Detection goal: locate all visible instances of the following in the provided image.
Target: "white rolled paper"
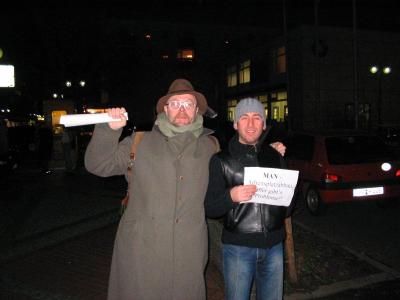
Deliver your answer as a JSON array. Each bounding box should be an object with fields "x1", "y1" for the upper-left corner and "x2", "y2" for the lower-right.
[{"x1": 60, "y1": 112, "x2": 129, "y2": 127}]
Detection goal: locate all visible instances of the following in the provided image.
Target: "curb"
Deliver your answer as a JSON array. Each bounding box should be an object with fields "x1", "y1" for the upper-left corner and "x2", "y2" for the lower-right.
[
  {"x1": 293, "y1": 220, "x2": 400, "y2": 277},
  {"x1": 285, "y1": 272, "x2": 400, "y2": 300},
  {"x1": 286, "y1": 220, "x2": 400, "y2": 299},
  {"x1": 208, "y1": 218, "x2": 400, "y2": 299}
]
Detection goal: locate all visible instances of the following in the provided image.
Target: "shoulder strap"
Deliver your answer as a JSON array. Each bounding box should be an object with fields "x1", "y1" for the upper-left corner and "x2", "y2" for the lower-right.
[
  {"x1": 207, "y1": 135, "x2": 221, "y2": 153},
  {"x1": 127, "y1": 131, "x2": 145, "y2": 171},
  {"x1": 122, "y1": 131, "x2": 145, "y2": 212},
  {"x1": 130, "y1": 131, "x2": 145, "y2": 160}
]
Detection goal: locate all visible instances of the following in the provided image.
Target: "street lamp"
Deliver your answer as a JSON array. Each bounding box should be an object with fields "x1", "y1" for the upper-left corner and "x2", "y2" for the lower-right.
[
  {"x1": 52, "y1": 93, "x2": 64, "y2": 100},
  {"x1": 64, "y1": 80, "x2": 87, "y2": 112},
  {"x1": 369, "y1": 65, "x2": 391, "y2": 125},
  {"x1": 66, "y1": 80, "x2": 86, "y2": 88}
]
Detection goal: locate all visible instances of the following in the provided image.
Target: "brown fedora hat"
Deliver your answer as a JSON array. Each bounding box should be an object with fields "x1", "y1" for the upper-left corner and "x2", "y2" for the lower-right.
[{"x1": 156, "y1": 79, "x2": 208, "y2": 114}]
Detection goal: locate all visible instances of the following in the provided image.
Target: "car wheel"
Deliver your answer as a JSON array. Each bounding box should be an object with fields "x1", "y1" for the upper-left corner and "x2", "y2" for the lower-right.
[{"x1": 305, "y1": 187, "x2": 326, "y2": 216}]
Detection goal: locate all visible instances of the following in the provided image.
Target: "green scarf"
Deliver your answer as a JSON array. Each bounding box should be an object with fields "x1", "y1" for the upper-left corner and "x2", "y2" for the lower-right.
[{"x1": 155, "y1": 112, "x2": 204, "y2": 138}]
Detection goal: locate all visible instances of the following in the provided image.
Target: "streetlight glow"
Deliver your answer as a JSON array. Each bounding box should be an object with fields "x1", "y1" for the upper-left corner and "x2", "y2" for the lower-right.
[
  {"x1": 370, "y1": 66, "x2": 378, "y2": 74},
  {"x1": 79, "y1": 80, "x2": 86, "y2": 87},
  {"x1": 66, "y1": 81, "x2": 72, "y2": 87},
  {"x1": 369, "y1": 65, "x2": 392, "y2": 125},
  {"x1": 383, "y1": 67, "x2": 391, "y2": 74}
]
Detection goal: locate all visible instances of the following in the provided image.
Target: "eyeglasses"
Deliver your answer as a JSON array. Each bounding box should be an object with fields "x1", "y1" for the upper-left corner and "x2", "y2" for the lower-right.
[{"x1": 166, "y1": 101, "x2": 196, "y2": 111}]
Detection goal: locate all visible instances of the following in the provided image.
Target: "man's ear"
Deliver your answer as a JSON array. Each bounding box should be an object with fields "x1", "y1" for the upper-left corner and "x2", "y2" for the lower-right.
[
  {"x1": 233, "y1": 122, "x2": 238, "y2": 130},
  {"x1": 164, "y1": 105, "x2": 168, "y2": 115}
]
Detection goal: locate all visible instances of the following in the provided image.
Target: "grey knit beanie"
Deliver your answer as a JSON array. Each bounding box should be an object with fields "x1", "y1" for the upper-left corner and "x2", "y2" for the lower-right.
[{"x1": 234, "y1": 98, "x2": 266, "y2": 124}]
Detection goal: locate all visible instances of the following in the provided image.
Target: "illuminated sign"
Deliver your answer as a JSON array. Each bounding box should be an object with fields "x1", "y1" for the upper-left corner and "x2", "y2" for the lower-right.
[{"x1": 0, "y1": 65, "x2": 15, "y2": 87}]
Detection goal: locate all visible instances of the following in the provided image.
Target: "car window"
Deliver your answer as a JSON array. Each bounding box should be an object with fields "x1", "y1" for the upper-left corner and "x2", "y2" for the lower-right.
[
  {"x1": 286, "y1": 134, "x2": 314, "y2": 161},
  {"x1": 325, "y1": 135, "x2": 395, "y2": 164}
]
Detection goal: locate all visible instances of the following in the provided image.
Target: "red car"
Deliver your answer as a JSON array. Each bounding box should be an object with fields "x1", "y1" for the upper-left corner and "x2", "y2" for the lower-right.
[{"x1": 285, "y1": 131, "x2": 400, "y2": 215}]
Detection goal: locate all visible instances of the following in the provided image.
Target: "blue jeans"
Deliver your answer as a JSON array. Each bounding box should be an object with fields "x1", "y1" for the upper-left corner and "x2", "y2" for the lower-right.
[{"x1": 222, "y1": 243, "x2": 283, "y2": 300}]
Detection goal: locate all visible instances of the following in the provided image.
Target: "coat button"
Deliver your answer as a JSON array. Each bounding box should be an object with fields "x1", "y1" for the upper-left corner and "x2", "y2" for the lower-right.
[
  {"x1": 175, "y1": 218, "x2": 180, "y2": 223},
  {"x1": 179, "y1": 175, "x2": 184, "y2": 180}
]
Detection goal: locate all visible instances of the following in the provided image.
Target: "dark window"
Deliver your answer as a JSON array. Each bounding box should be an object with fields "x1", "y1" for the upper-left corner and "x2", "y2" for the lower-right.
[
  {"x1": 286, "y1": 134, "x2": 315, "y2": 161},
  {"x1": 325, "y1": 135, "x2": 394, "y2": 164}
]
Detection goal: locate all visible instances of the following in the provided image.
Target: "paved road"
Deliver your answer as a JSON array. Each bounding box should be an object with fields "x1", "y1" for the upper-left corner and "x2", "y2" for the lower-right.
[
  {"x1": 293, "y1": 198, "x2": 400, "y2": 272},
  {"x1": 1, "y1": 223, "x2": 225, "y2": 300},
  {"x1": 0, "y1": 166, "x2": 126, "y2": 261},
  {"x1": 0, "y1": 164, "x2": 226, "y2": 300},
  {"x1": 1, "y1": 161, "x2": 400, "y2": 299}
]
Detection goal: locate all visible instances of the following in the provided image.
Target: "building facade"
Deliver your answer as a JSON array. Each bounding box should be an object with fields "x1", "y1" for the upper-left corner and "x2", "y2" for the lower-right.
[{"x1": 221, "y1": 25, "x2": 400, "y2": 132}]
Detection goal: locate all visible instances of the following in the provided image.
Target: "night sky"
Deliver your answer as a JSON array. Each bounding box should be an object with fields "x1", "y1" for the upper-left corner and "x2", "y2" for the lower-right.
[{"x1": 0, "y1": 0, "x2": 399, "y2": 115}]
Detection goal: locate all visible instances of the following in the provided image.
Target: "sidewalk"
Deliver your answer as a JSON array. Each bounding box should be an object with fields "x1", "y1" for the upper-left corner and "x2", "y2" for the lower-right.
[
  {"x1": 0, "y1": 166, "x2": 125, "y2": 262},
  {"x1": 0, "y1": 163, "x2": 225, "y2": 299},
  {"x1": 0, "y1": 223, "x2": 225, "y2": 300},
  {"x1": 2, "y1": 217, "x2": 400, "y2": 300},
  {"x1": 1, "y1": 164, "x2": 400, "y2": 299}
]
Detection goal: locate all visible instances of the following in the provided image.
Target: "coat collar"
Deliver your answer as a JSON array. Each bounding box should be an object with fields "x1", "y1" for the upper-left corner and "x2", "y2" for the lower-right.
[{"x1": 228, "y1": 130, "x2": 268, "y2": 158}]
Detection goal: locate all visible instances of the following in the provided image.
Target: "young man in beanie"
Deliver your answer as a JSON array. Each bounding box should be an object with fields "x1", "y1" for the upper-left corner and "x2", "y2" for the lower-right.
[
  {"x1": 85, "y1": 78, "x2": 217, "y2": 300},
  {"x1": 205, "y1": 97, "x2": 294, "y2": 300}
]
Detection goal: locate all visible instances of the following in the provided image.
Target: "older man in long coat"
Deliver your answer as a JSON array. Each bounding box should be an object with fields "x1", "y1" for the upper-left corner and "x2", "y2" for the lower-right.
[{"x1": 85, "y1": 79, "x2": 217, "y2": 300}]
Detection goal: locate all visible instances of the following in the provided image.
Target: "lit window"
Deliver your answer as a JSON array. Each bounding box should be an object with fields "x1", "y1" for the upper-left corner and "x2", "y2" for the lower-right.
[
  {"x1": 277, "y1": 91, "x2": 287, "y2": 101},
  {"x1": 272, "y1": 107, "x2": 279, "y2": 120},
  {"x1": 227, "y1": 66, "x2": 237, "y2": 87},
  {"x1": 275, "y1": 47, "x2": 286, "y2": 74},
  {"x1": 270, "y1": 90, "x2": 288, "y2": 122},
  {"x1": 257, "y1": 95, "x2": 268, "y2": 119},
  {"x1": 239, "y1": 60, "x2": 251, "y2": 84},
  {"x1": 258, "y1": 95, "x2": 268, "y2": 103},
  {"x1": 227, "y1": 99, "x2": 238, "y2": 121},
  {"x1": 177, "y1": 49, "x2": 194, "y2": 61}
]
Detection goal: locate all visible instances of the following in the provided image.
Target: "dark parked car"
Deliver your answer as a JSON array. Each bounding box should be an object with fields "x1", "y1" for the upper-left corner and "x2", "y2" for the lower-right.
[{"x1": 285, "y1": 131, "x2": 400, "y2": 215}]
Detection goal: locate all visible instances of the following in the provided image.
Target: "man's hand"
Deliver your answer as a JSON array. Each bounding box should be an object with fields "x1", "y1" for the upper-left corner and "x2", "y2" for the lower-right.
[
  {"x1": 230, "y1": 185, "x2": 257, "y2": 203},
  {"x1": 106, "y1": 107, "x2": 127, "y2": 130},
  {"x1": 270, "y1": 142, "x2": 286, "y2": 156}
]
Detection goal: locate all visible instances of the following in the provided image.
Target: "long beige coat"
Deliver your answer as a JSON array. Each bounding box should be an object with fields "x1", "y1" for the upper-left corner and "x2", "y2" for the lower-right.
[{"x1": 85, "y1": 124, "x2": 216, "y2": 300}]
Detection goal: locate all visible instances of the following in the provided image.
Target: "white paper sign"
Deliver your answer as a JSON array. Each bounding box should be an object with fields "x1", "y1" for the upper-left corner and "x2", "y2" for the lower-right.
[
  {"x1": 60, "y1": 112, "x2": 128, "y2": 127},
  {"x1": 244, "y1": 167, "x2": 299, "y2": 206}
]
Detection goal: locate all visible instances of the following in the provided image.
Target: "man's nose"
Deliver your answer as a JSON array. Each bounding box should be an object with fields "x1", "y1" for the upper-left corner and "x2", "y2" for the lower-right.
[
  {"x1": 179, "y1": 104, "x2": 185, "y2": 111},
  {"x1": 248, "y1": 117, "x2": 254, "y2": 127}
]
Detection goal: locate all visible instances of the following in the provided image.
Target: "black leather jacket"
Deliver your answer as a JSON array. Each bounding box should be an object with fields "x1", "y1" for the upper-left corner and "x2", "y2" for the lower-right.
[
  {"x1": 205, "y1": 132, "x2": 295, "y2": 248},
  {"x1": 218, "y1": 136, "x2": 290, "y2": 234}
]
